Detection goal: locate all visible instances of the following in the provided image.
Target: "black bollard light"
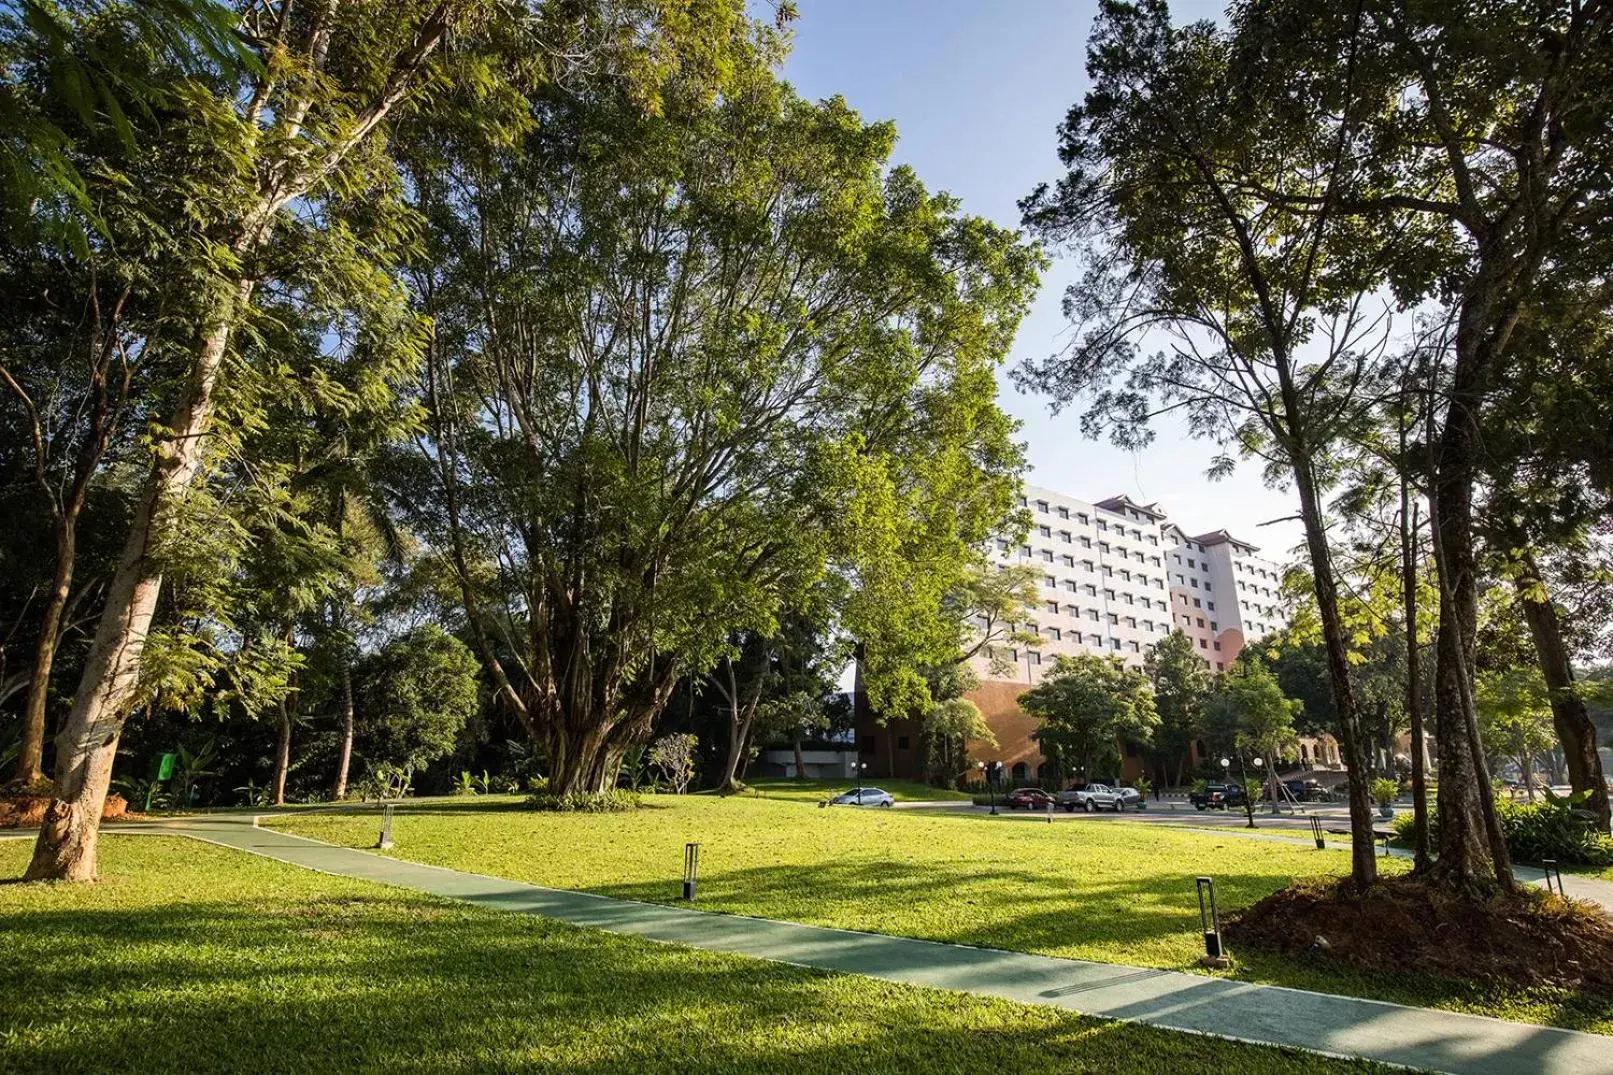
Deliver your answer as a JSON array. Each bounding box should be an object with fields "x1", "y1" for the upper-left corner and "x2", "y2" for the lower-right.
[
  {"x1": 683, "y1": 842, "x2": 700, "y2": 901},
  {"x1": 1196, "y1": 876, "x2": 1226, "y2": 962},
  {"x1": 1309, "y1": 814, "x2": 1325, "y2": 850},
  {"x1": 1542, "y1": 858, "x2": 1565, "y2": 897},
  {"x1": 376, "y1": 802, "x2": 395, "y2": 850}
]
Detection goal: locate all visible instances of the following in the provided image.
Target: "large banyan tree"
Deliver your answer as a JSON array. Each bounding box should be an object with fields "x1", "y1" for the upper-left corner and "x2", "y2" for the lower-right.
[{"x1": 399, "y1": 22, "x2": 1040, "y2": 794}]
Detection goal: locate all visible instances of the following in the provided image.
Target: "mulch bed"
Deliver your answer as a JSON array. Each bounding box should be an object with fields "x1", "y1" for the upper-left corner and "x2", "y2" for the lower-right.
[{"x1": 1226, "y1": 875, "x2": 1613, "y2": 993}]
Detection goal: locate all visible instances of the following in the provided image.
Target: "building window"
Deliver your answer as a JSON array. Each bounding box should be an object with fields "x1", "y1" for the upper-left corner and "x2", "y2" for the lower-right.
[
  {"x1": 1212, "y1": 640, "x2": 1222, "y2": 651},
  {"x1": 1049, "y1": 627, "x2": 1062, "y2": 641},
  {"x1": 1058, "y1": 506, "x2": 1069, "y2": 519},
  {"x1": 1087, "y1": 609, "x2": 1099, "y2": 621},
  {"x1": 1059, "y1": 530, "x2": 1072, "y2": 543},
  {"x1": 1187, "y1": 558, "x2": 1196, "y2": 568},
  {"x1": 1061, "y1": 555, "x2": 1075, "y2": 567},
  {"x1": 1193, "y1": 597, "x2": 1202, "y2": 608},
  {"x1": 1199, "y1": 639, "x2": 1208, "y2": 649},
  {"x1": 1008, "y1": 649, "x2": 1018, "y2": 662},
  {"x1": 1041, "y1": 550, "x2": 1054, "y2": 563},
  {"x1": 1078, "y1": 513, "x2": 1089, "y2": 524},
  {"x1": 1103, "y1": 589, "x2": 1116, "y2": 601},
  {"x1": 1037, "y1": 499, "x2": 1049, "y2": 513},
  {"x1": 1088, "y1": 633, "x2": 1101, "y2": 645},
  {"x1": 1021, "y1": 545, "x2": 1032, "y2": 557},
  {"x1": 1012, "y1": 762, "x2": 1029, "y2": 782},
  {"x1": 1046, "y1": 599, "x2": 1058, "y2": 613},
  {"x1": 897, "y1": 736, "x2": 910, "y2": 750},
  {"x1": 1190, "y1": 578, "x2": 1199, "y2": 588},
  {"x1": 1107, "y1": 612, "x2": 1119, "y2": 625},
  {"x1": 1207, "y1": 601, "x2": 1215, "y2": 611},
  {"x1": 1039, "y1": 524, "x2": 1052, "y2": 537},
  {"x1": 1111, "y1": 637, "x2": 1122, "y2": 650},
  {"x1": 1129, "y1": 641, "x2": 1141, "y2": 652},
  {"x1": 1216, "y1": 661, "x2": 1225, "y2": 670},
  {"x1": 1196, "y1": 617, "x2": 1205, "y2": 628},
  {"x1": 1028, "y1": 651, "x2": 1042, "y2": 666},
  {"x1": 1210, "y1": 621, "x2": 1219, "y2": 632},
  {"x1": 1205, "y1": 583, "x2": 1212, "y2": 591}
]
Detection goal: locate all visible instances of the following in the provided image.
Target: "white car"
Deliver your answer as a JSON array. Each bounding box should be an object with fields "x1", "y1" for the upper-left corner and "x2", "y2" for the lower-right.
[
  {"x1": 827, "y1": 787, "x2": 895, "y2": 807},
  {"x1": 1057, "y1": 783, "x2": 1139, "y2": 812}
]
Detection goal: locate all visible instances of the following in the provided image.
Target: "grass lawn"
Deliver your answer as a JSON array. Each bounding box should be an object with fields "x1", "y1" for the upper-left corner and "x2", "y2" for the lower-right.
[
  {"x1": 0, "y1": 838, "x2": 1390, "y2": 1075},
  {"x1": 266, "y1": 796, "x2": 1613, "y2": 1035},
  {"x1": 727, "y1": 777, "x2": 975, "y2": 802}
]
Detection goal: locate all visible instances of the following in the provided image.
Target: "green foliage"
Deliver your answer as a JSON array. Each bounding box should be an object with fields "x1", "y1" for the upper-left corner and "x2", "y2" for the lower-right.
[
  {"x1": 1144, "y1": 630, "x2": 1208, "y2": 761},
  {"x1": 401, "y1": 24, "x2": 1041, "y2": 791},
  {"x1": 1370, "y1": 779, "x2": 1399, "y2": 807},
  {"x1": 1021, "y1": 653, "x2": 1157, "y2": 778},
  {"x1": 1202, "y1": 664, "x2": 1301, "y2": 764},
  {"x1": 353, "y1": 626, "x2": 479, "y2": 775},
  {"x1": 1397, "y1": 798, "x2": 1613, "y2": 869},
  {"x1": 921, "y1": 697, "x2": 995, "y2": 784},
  {"x1": 524, "y1": 790, "x2": 642, "y2": 813},
  {"x1": 453, "y1": 771, "x2": 479, "y2": 797}
]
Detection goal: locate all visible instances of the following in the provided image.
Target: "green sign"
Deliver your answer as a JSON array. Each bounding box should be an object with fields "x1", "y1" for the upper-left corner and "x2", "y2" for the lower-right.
[{"x1": 150, "y1": 752, "x2": 176, "y2": 782}]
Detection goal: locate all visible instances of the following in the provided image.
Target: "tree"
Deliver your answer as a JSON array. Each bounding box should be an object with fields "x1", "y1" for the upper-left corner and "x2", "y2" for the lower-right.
[
  {"x1": 23, "y1": 0, "x2": 488, "y2": 881},
  {"x1": 353, "y1": 626, "x2": 479, "y2": 779},
  {"x1": 647, "y1": 734, "x2": 697, "y2": 794},
  {"x1": 1476, "y1": 668, "x2": 1556, "y2": 802},
  {"x1": 1144, "y1": 629, "x2": 1208, "y2": 788},
  {"x1": 1202, "y1": 0, "x2": 1613, "y2": 896},
  {"x1": 402, "y1": 25, "x2": 1039, "y2": 796},
  {"x1": 921, "y1": 697, "x2": 996, "y2": 786},
  {"x1": 1021, "y1": 653, "x2": 1157, "y2": 780},
  {"x1": 1018, "y1": 0, "x2": 1390, "y2": 885},
  {"x1": 1203, "y1": 662, "x2": 1302, "y2": 821}
]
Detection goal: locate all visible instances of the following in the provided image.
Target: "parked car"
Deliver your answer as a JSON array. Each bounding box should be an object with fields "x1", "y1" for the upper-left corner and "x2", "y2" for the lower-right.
[
  {"x1": 1057, "y1": 783, "x2": 1136, "y2": 812},
  {"x1": 1005, "y1": 787, "x2": 1056, "y2": 810},
  {"x1": 1189, "y1": 782, "x2": 1247, "y2": 810},
  {"x1": 827, "y1": 787, "x2": 894, "y2": 807}
]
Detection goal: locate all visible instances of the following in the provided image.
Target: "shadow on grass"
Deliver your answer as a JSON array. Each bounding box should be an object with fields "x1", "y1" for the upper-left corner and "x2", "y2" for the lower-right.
[{"x1": 1, "y1": 890, "x2": 1392, "y2": 1075}]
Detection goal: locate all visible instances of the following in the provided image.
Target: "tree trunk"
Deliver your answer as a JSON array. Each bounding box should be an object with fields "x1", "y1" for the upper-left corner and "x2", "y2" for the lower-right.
[
  {"x1": 1513, "y1": 552, "x2": 1610, "y2": 832},
  {"x1": 332, "y1": 663, "x2": 356, "y2": 800},
  {"x1": 25, "y1": 282, "x2": 251, "y2": 882},
  {"x1": 1428, "y1": 406, "x2": 1513, "y2": 895},
  {"x1": 792, "y1": 737, "x2": 806, "y2": 779},
  {"x1": 1401, "y1": 490, "x2": 1431, "y2": 872},
  {"x1": 1292, "y1": 457, "x2": 1378, "y2": 886},
  {"x1": 271, "y1": 694, "x2": 292, "y2": 807},
  {"x1": 15, "y1": 525, "x2": 75, "y2": 786}
]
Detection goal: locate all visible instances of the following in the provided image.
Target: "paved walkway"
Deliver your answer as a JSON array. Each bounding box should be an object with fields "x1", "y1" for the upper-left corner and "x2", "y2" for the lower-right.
[{"x1": 71, "y1": 813, "x2": 1610, "y2": 1075}]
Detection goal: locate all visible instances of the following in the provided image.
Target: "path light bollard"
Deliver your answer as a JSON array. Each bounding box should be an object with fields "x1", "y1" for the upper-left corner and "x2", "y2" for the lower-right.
[
  {"x1": 682, "y1": 842, "x2": 700, "y2": 901},
  {"x1": 1309, "y1": 814, "x2": 1325, "y2": 850},
  {"x1": 376, "y1": 803, "x2": 395, "y2": 850},
  {"x1": 1196, "y1": 876, "x2": 1229, "y2": 966},
  {"x1": 1542, "y1": 859, "x2": 1565, "y2": 897},
  {"x1": 1047, "y1": 799, "x2": 1054, "y2": 824}
]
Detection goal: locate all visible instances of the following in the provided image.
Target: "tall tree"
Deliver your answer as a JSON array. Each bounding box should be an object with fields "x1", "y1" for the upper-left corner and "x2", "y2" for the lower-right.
[
  {"x1": 1018, "y1": 0, "x2": 1388, "y2": 884},
  {"x1": 22, "y1": 0, "x2": 540, "y2": 879},
  {"x1": 401, "y1": 26, "x2": 1039, "y2": 795},
  {"x1": 1144, "y1": 629, "x2": 1208, "y2": 788}
]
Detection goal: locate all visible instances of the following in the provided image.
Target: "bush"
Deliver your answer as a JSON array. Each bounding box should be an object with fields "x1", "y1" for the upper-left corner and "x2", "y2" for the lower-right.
[
  {"x1": 1392, "y1": 796, "x2": 1613, "y2": 867},
  {"x1": 524, "y1": 789, "x2": 641, "y2": 813},
  {"x1": 1370, "y1": 778, "x2": 1399, "y2": 806}
]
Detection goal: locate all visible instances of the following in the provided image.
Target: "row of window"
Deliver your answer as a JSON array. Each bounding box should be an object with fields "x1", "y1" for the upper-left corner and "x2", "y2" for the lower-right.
[
  {"x1": 1042, "y1": 586, "x2": 1172, "y2": 613},
  {"x1": 999, "y1": 642, "x2": 1229, "y2": 672}
]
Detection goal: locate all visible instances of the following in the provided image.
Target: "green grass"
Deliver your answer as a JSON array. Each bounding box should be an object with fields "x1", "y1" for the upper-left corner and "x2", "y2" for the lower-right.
[
  {"x1": 265, "y1": 795, "x2": 1613, "y2": 1034},
  {"x1": 0, "y1": 838, "x2": 1390, "y2": 1075},
  {"x1": 725, "y1": 777, "x2": 976, "y2": 802}
]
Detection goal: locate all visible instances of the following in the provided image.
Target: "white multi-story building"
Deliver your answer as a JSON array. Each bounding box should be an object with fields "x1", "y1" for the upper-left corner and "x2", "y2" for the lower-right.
[{"x1": 980, "y1": 485, "x2": 1290, "y2": 683}]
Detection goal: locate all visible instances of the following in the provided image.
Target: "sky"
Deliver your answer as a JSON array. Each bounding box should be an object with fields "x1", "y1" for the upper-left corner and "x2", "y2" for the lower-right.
[{"x1": 778, "y1": 0, "x2": 1308, "y2": 562}]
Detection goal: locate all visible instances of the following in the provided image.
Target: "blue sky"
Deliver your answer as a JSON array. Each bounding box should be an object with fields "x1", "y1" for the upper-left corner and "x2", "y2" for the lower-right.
[{"x1": 779, "y1": 0, "x2": 1307, "y2": 561}]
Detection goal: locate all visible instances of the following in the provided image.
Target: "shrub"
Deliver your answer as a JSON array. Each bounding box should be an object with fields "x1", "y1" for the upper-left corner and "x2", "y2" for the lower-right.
[
  {"x1": 524, "y1": 789, "x2": 641, "y2": 813},
  {"x1": 1370, "y1": 778, "x2": 1399, "y2": 806},
  {"x1": 1500, "y1": 797, "x2": 1613, "y2": 867},
  {"x1": 1392, "y1": 797, "x2": 1613, "y2": 867}
]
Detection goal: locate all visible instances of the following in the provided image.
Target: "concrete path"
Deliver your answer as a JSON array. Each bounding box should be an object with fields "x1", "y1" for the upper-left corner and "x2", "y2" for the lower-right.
[{"x1": 90, "y1": 813, "x2": 1613, "y2": 1075}]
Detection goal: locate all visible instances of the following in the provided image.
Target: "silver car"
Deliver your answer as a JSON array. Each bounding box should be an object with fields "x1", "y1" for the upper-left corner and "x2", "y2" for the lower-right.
[
  {"x1": 1058, "y1": 783, "x2": 1138, "y2": 812},
  {"x1": 827, "y1": 787, "x2": 895, "y2": 807}
]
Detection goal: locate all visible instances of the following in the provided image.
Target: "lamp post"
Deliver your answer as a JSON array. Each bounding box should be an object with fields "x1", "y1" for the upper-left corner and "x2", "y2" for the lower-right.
[
  {"x1": 855, "y1": 761, "x2": 868, "y2": 804},
  {"x1": 1240, "y1": 754, "x2": 1258, "y2": 829},
  {"x1": 977, "y1": 760, "x2": 998, "y2": 815}
]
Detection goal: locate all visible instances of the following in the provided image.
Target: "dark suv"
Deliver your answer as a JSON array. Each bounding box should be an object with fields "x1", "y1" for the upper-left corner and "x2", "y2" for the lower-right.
[{"x1": 1189, "y1": 782, "x2": 1247, "y2": 810}]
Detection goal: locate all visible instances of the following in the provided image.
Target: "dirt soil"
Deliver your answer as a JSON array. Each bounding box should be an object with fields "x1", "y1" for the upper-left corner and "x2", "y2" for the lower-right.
[
  {"x1": 1227, "y1": 876, "x2": 1613, "y2": 992},
  {"x1": 0, "y1": 788, "x2": 129, "y2": 828}
]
